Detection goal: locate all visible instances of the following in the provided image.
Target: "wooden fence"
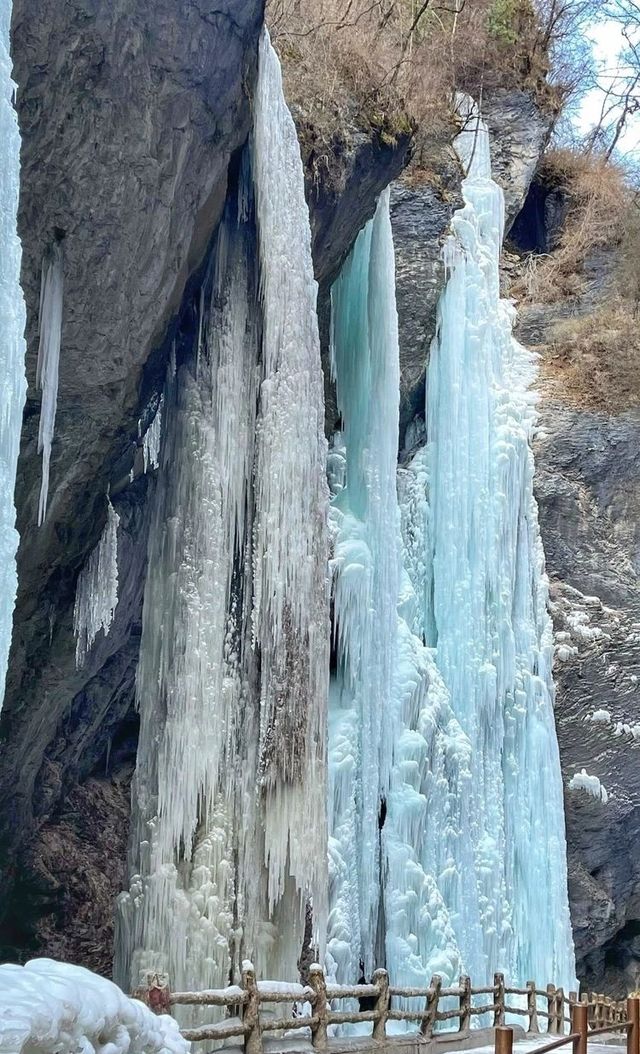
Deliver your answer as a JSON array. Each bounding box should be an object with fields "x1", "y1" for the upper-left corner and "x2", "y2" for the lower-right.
[{"x1": 136, "y1": 965, "x2": 637, "y2": 1050}]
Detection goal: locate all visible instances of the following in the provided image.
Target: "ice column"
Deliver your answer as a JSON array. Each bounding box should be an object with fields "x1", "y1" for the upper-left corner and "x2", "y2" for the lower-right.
[
  {"x1": 252, "y1": 27, "x2": 329, "y2": 957},
  {"x1": 327, "y1": 192, "x2": 402, "y2": 983},
  {"x1": 414, "y1": 95, "x2": 576, "y2": 989},
  {"x1": 0, "y1": 0, "x2": 27, "y2": 708},
  {"x1": 36, "y1": 241, "x2": 63, "y2": 525},
  {"x1": 327, "y1": 192, "x2": 480, "y2": 997}
]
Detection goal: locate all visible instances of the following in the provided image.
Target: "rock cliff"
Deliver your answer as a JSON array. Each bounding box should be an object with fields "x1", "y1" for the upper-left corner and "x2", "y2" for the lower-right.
[{"x1": 515, "y1": 243, "x2": 640, "y2": 996}]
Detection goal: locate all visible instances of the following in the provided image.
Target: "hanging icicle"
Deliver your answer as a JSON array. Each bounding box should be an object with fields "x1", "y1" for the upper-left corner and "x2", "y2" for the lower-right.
[
  {"x1": 36, "y1": 240, "x2": 63, "y2": 525},
  {"x1": 73, "y1": 499, "x2": 120, "y2": 668}
]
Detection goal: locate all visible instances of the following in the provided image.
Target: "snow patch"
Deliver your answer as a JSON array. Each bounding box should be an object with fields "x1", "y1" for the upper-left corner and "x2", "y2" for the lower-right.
[
  {"x1": 0, "y1": 959, "x2": 188, "y2": 1054},
  {"x1": 569, "y1": 769, "x2": 609, "y2": 803}
]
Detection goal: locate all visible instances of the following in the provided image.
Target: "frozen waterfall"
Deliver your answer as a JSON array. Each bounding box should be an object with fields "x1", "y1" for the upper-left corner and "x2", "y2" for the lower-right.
[
  {"x1": 327, "y1": 98, "x2": 575, "y2": 998},
  {"x1": 399, "y1": 98, "x2": 576, "y2": 990},
  {"x1": 116, "y1": 29, "x2": 329, "y2": 1020},
  {"x1": 0, "y1": 0, "x2": 27, "y2": 709}
]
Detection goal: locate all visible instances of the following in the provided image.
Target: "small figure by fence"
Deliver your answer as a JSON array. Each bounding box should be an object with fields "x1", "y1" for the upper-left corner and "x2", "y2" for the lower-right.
[{"x1": 135, "y1": 965, "x2": 639, "y2": 1052}]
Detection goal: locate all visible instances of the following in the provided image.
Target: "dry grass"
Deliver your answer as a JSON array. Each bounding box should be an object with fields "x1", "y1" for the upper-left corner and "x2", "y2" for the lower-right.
[
  {"x1": 267, "y1": 0, "x2": 557, "y2": 162},
  {"x1": 512, "y1": 149, "x2": 630, "y2": 303},
  {"x1": 542, "y1": 300, "x2": 640, "y2": 413}
]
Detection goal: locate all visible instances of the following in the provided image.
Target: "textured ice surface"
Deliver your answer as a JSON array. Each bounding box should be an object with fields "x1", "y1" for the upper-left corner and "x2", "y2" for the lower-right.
[
  {"x1": 0, "y1": 0, "x2": 27, "y2": 709},
  {"x1": 0, "y1": 959, "x2": 188, "y2": 1054},
  {"x1": 73, "y1": 499, "x2": 120, "y2": 667},
  {"x1": 35, "y1": 241, "x2": 63, "y2": 525},
  {"x1": 569, "y1": 770, "x2": 608, "y2": 804},
  {"x1": 252, "y1": 25, "x2": 329, "y2": 943},
  {"x1": 117, "y1": 29, "x2": 328, "y2": 1017}
]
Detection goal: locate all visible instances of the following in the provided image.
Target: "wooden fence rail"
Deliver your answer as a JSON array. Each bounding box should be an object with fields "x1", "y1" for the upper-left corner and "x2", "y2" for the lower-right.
[
  {"x1": 135, "y1": 966, "x2": 636, "y2": 1050},
  {"x1": 495, "y1": 996, "x2": 640, "y2": 1054}
]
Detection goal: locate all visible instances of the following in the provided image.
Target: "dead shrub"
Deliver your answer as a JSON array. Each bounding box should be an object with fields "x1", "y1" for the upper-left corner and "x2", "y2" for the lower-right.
[
  {"x1": 266, "y1": 0, "x2": 559, "y2": 161},
  {"x1": 542, "y1": 300, "x2": 640, "y2": 412}
]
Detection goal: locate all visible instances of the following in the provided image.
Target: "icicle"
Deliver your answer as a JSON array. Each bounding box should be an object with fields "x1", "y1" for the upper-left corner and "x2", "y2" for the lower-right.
[
  {"x1": 73, "y1": 499, "x2": 120, "y2": 667},
  {"x1": 115, "y1": 190, "x2": 258, "y2": 1019},
  {"x1": 252, "y1": 27, "x2": 329, "y2": 963},
  {"x1": 0, "y1": 0, "x2": 27, "y2": 709},
  {"x1": 36, "y1": 240, "x2": 63, "y2": 525},
  {"x1": 142, "y1": 396, "x2": 163, "y2": 472}
]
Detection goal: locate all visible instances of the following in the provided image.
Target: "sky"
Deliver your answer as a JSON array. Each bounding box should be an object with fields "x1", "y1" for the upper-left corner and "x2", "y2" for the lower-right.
[{"x1": 578, "y1": 17, "x2": 640, "y2": 158}]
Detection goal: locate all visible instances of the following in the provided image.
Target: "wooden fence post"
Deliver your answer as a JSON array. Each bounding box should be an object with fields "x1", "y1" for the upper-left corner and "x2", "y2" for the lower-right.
[
  {"x1": 556, "y1": 988, "x2": 565, "y2": 1034},
  {"x1": 372, "y1": 969, "x2": 390, "y2": 1040},
  {"x1": 459, "y1": 975, "x2": 471, "y2": 1033},
  {"x1": 420, "y1": 975, "x2": 442, "y2": 1038},
  {"x1": 527, "y1": 981, "x2": 539, "y2": 1033},
  {"x1": 308, "y1": 964, "x2": 328, "y2": 1050},
  {"x1": 242, "y1": 961, "x2": 262, "y2": 1054},
  {"x1": 572, "y1": 1000, "x2": 588, "y2": 1054},
  {"x1": 495, "y1": 1025, "x2": 514, "y2": 1054},
  {"x1": 628, "y1": 996, "x2": 640, "y2": 1054},
  {"x1": 494, "y1": 973, "x2": 506, "y2": 1027},
  {"x1": 547, "y1": 985, "x2": 557, "y2": 1034},
  {"x1": 133, "y1": 972, "x2": 171, "y2": 1015}
]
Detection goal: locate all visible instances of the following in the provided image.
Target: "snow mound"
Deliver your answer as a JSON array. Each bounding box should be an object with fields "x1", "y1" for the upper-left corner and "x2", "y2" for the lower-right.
[{"x1": 0, "y1": 959, "x2": 188, "y2": 1054}]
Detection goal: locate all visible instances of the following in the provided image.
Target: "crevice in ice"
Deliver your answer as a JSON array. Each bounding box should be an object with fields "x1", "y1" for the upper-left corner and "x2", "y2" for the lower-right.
[
  {"x1": 73, "y1": 498, "x2": 120, "y2": 668},
  {"x1": 36, "y1": 239, "x2": 64, "y2": 526}
]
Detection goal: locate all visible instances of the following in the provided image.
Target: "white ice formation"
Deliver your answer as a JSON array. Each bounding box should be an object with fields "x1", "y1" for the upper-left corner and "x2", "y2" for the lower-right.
[
  {"x1": 142, "y1": 396, "x2": 163, "y2": 472},
  {"x1": 36, "y1": 241, "x2": 63, "y2": 525},
  {"x1": 73, "y1": 498, "x2": 120, "y2": 667},
  {"x1": 0, "y1": 959, "x2": 188, "y2": 1054},
  {"x1": 327, "y1": 95, "x2": 576, "y2": 1000},
  {"x1": 569, "y1": 770, "x2": 609, "y2": 804},
  {"x1": 116, "y1": 29, "x2": 328, "y2": 1022},
  {"x1": 0, "y1": 0, "x2": 27, "y2": 710}
]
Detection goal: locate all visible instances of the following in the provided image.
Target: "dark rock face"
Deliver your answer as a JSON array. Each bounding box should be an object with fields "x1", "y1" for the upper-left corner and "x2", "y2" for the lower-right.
[
  {"x1": 391, "y1": 163, "x2": 462, "y2": 440},
  {"x1": 391, "y1": 90, "x2": 552, "y2": 445},
  {"x1": 517, "y1": 263, "x2": 640, "y2": 996},
  {"x1": 482, "y1": 89, "x2": 553, "y2": 234},
  {"x1": 0, "y1": 0, "x2": 264, "y2": 962}
]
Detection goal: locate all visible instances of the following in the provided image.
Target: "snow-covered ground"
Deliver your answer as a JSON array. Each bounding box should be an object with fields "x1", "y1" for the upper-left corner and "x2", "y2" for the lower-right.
[{"x1": 0, "y1": 959, "x2": 189, "y2": 1054}]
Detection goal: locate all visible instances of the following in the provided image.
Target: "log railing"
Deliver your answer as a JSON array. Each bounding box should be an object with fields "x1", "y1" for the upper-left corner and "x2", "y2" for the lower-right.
[
  {"x1": 135, "y1": 966, "x2": 639, "y2": 1051},
  {"x1": 496, "y1": 995, "x2": 640, "y2": 1054}
]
